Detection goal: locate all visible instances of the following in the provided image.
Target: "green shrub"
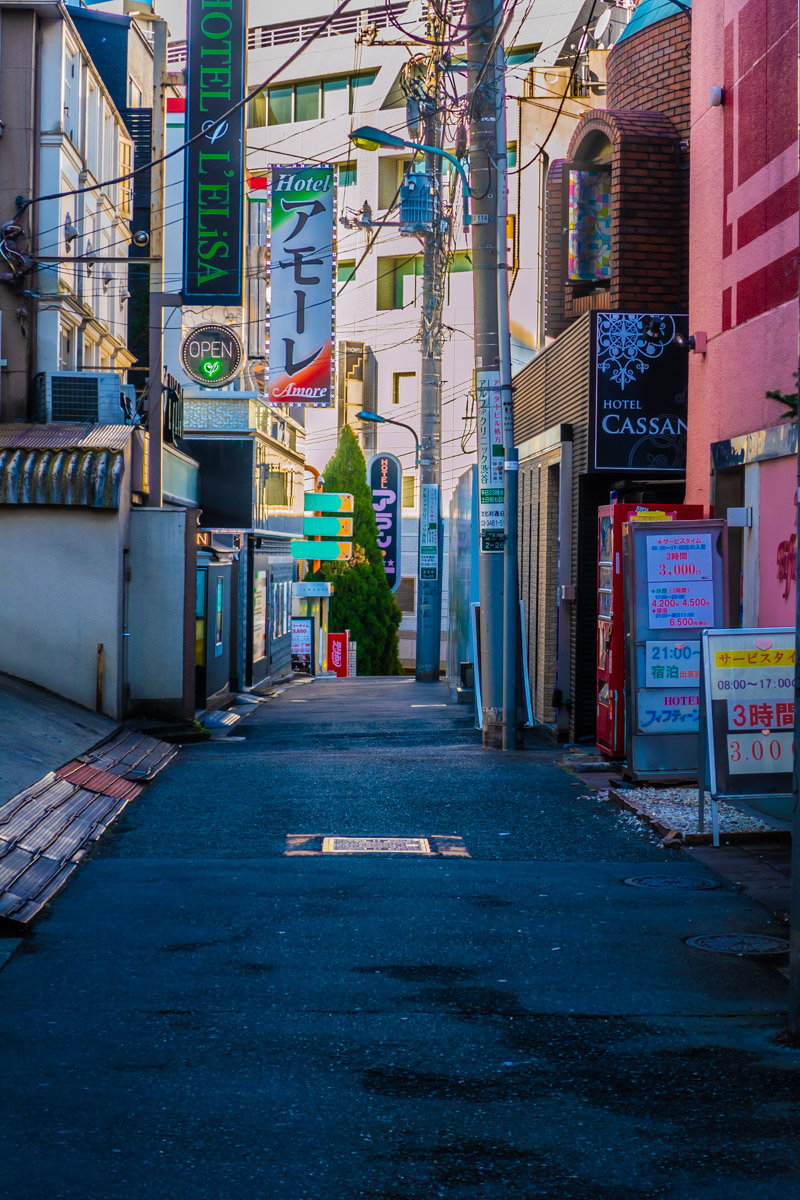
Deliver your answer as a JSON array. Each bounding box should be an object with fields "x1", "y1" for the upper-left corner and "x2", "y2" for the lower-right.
[{"x1": 309, "y1": 426, "x2": 403, "y2": 675}]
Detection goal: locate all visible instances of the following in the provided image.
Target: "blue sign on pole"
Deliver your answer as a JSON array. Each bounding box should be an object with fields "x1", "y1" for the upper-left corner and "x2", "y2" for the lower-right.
[{"x1": 367, "y1": 453, "x2": 402, "y2": 593}]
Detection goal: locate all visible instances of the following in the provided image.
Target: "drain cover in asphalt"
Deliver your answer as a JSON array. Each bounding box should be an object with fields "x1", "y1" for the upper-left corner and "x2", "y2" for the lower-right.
[
  {"x1": 624, "y1": 876, "x2": 720, "y2": 891},
  {"x1": 322, "y1": 837, "x2": 431, "y2": 854},
  {"x1": 686, "y1": 934, "x2": 790, "y2": 956}
]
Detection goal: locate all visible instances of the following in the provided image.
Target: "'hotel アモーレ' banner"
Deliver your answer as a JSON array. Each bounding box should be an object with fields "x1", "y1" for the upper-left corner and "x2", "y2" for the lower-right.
[{"x1": 268, "y1": 166, "x2": 335, "y2": 406}]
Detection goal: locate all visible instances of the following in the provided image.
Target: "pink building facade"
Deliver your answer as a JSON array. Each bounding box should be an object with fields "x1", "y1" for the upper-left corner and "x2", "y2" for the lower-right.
[{"x1": 685, "y1": 0, "x2": 799, "y2": 626}]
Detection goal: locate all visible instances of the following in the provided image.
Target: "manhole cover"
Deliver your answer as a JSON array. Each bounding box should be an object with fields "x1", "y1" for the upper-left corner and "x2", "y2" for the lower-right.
[
  {"x1": 321, "y1": 837, "x2": 431, "y2": 854},
  {"x1": 624, "y1": 876, "x2": 720, "y2": 891},
  {"x1": 686, "y1": 934, "x2": 790, "y2": 957}
]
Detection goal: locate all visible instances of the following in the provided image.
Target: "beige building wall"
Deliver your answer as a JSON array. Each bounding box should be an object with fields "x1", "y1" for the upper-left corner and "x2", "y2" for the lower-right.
[{"x1": 0, "y1": 507, "x2": 126, "y2": 717}]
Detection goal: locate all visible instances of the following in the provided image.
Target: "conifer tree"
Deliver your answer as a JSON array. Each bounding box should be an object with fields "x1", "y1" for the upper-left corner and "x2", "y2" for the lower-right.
[{"x1": 309, "y1": 425, "x2": 403, "y2": 675}]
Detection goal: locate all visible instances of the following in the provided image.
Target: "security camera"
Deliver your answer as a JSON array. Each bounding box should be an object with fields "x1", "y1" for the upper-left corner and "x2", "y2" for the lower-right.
[{"x1": 132, "y1": 230, "x2": 150, "y2": 248}]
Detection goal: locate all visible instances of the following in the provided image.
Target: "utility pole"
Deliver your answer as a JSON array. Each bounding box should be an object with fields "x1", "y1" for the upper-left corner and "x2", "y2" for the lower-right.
[
  {"x1": 414, "y1": 7, "x2": 446, "y2": 682},
  {"x1": 789, "y1": 0, "x2": 800, "y2": 1035},
  {"x1": 468, "y1": 0, "x2": 519, "y2": 747}
]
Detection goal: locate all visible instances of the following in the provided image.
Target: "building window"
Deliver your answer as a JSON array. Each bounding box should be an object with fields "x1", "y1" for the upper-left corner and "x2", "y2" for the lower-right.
[
  {"x1": 264, "y1": 468, "x2": 290, "y2": 507},
  {"x1": 214, "y1": 576, "x2": 224, "y2": 656},
  {"x1": 506, "y1": 141, "x2": 517, "y2": 169},
  {"x1": 396, "y1": 576, "x2": 416, "y2": 613},
  {"x1": 563, "y1": 160, "x2": 612, "y2": 284},
  {"x1": 59, "y1": 326, "x2": 74, "y2": 370},
  {"x1": 402, "y1": 475, "x2": 416, "y2": 508},
  {"x1": 128, "y1": 77, "x2": 143, "y2": 108},
  {"x1": 506, "y1": 44, "x2": 539, "y2": 67},
  {"x1": 119, "y1": 140, "x2": 133, "y2": 218},
  {"x1": 392, "y1": 371, "x2": 416, "y2": 406},
  {"x1": 248, "y1": 71, "x2": 378, "y2": 128},
  {"x1": 337, "y1": 161, "x2": 357, "y2": 188},
  {"x1": 337, "y1": 259, "x2": 356, "y2": 285},
  {"x1": 377, "y1": 255, "x2": 422, "y2": 310}
]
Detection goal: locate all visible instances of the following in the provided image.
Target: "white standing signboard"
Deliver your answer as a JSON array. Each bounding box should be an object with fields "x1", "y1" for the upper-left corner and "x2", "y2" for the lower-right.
[{"x1": 701, "y1": 627, "x2": 794, "y2": 827}]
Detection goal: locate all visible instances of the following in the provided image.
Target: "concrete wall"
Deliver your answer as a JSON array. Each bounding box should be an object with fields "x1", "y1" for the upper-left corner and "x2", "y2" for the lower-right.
[
  {"x1": 127, "y1": 507, "x2": 194, "y2": 720},
  {"x1": 685, "y1": 0, "x2": 798, "y2": 505},
  {"x1": 0, "y1": 507, "x2": 125, "y2": 717}
]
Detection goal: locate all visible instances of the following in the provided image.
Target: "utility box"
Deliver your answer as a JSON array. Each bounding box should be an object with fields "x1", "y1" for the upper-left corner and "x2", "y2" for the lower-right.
[{"x1": 399, "y1": 172, "x2": 437, "y2": 235}]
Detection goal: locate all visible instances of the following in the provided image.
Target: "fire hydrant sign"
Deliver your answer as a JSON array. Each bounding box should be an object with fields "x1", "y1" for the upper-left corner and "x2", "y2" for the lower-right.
[{"x1": 702, "y1": 628, "x2": 794, "y2": 813}]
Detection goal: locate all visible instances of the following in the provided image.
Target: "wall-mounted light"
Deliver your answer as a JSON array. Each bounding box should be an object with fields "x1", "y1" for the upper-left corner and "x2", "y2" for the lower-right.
[
  {"x1": 119, "y1": 287, "x2": 131, "y2": 310},
  {"x1": 709, "y1": 86, "x2": 725, "y2": 107},
  {"x1": 85, "y1": 240, "x2": 95, "y2": 275},
  {"x1": 673, "y1": 330, "x2": 707, "y2": 354},
  {"x1": 102, "y1": 265, "x2": 114, "y2": 290},
  {"x1": 64, "y1": 213, "x2": 79, "y2": 249}
]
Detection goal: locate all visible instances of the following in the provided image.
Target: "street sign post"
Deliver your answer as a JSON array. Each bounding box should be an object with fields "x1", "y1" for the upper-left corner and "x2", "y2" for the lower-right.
[
  {"x1": 303, "y1": 516, "x2": 353, "y2": 538},
  {"x1": 303, "y1": 493, "x2": 353, "y2": 514},
  {"x1": 290, "y1": 541, "x2": 352, "y2": 562}
]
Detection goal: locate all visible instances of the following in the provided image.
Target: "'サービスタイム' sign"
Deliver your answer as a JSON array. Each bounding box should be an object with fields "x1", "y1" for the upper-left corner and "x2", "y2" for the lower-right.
[
  {"x1": 267, "y1": 166, "x2": 335, "y2": 406},
  {"x1": 183, "y1": 0, "x2": 247, "y2": 305}
]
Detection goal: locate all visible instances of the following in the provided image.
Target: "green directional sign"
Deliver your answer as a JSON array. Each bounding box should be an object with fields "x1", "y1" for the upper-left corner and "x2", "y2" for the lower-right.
[
  {"x1": 304, "y1": 492, "x2": 354, "y2": 514},
  {"x1": 290, "y1": 540, "x2": 353, "y2": 562},
  {"x1": 303, "y1": 516, "x2": 353, "y2": 538}
]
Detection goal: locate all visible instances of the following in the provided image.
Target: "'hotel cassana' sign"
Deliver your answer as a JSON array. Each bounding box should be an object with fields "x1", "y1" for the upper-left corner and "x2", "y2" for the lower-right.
[{"x1": 183, "y1": 0, "x2": 247, "y2": 305}]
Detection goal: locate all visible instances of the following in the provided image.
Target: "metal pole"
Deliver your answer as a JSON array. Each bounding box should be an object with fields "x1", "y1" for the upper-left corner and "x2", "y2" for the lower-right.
[
  {"x1": 496, "y1": 40, "x2": 520, "y2": 751},
  {"x1": 415, "y1": 14, "x2": 445, "y2": 683},
  {"x1": 469, "y1": 0, "x2": 505, "y2": 746},
  {"x1": 789, "y1": 0, "x2": 800, "y2": 1036}
]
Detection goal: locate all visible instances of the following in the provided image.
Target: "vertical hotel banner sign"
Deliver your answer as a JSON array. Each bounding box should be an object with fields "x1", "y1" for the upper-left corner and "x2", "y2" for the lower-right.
[
  {"x1": 183, "y1": 0, "x2": 247, "y2": 305},
  {"x1": 367, "y1": 453, "x2": 401, "y2": 592},
  {"x1": 268, "y1": 166, "x2": 335, "y2": 406}
]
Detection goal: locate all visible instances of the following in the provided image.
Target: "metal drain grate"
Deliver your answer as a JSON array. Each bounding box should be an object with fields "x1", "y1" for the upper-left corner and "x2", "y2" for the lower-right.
[
  {"x1": 686, "y1": 933, "x2": 789, "y2": 957},
  {"x1": 321, "y1": 837, "x2": 431, "y2": 854},
  {"x1": 624, "y1": 876, "x2": 720, "y2": 891}
]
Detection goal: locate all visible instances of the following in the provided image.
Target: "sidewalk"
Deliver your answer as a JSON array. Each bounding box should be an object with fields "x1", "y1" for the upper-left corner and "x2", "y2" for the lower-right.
[{"x1": 0, "y1": 672, "x2": 176, "y2": 924}]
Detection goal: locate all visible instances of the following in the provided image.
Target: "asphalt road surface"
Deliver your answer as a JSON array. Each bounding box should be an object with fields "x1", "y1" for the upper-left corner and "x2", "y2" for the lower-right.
[{"x1": 1, "y1": 677, "x2": 798, "y2": 1199}]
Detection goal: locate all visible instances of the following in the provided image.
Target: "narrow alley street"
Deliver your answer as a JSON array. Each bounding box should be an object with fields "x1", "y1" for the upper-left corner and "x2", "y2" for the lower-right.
[{"x1": 1, "y1": 678, "x2": 798, "y2": 1199}]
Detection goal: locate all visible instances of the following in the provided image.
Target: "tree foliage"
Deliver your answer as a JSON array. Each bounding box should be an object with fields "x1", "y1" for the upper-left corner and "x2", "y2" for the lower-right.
[
  {"x1": 309, "y1": 425, "x2": 403, "y2": 675},
  {"x1": 766, "y1": 372, "x2": 799, "y2": 421}
]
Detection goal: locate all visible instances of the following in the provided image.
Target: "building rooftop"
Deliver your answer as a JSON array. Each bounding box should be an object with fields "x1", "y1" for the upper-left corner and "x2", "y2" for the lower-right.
[{"x1": 615, "y1": 0, "x2": 691, "y2": 46}]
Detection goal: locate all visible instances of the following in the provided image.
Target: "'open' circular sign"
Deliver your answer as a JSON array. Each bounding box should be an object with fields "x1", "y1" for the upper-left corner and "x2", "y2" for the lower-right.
[{"x1": 180, "y1": 324, "x2": 243, "y2": 386}]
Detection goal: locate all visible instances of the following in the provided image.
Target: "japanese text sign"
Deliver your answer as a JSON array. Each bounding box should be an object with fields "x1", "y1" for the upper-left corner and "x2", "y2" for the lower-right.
[
  {"x1": 268, "y1": 166, "x2": 334, "y2": 406},
  {"x1": 475, "y1": 370, "x2": 504, "y2": 552},
  {"x1": 367, "y1": 453, "x2": 401, "y2": 593},
  {"x1": 702, "y1": 628, "x2": 795, "y2": 803}
]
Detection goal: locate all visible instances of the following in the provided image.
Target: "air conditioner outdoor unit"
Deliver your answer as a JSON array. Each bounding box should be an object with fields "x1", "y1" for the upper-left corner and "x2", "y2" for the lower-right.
[{"x1": 35, "y1": 372, "x2": 137, "y2": 425}]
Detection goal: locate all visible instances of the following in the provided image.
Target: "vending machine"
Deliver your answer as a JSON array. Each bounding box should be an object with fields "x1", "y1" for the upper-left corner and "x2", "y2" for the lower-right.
[{"x1": 596, "y1": 499, "x2": 704, "y2": 758}]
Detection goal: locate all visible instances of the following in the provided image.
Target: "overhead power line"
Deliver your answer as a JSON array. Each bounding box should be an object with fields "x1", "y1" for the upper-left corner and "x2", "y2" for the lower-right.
[{"x1": 13, "y1": 0, "x2": 356, "y2": 219}]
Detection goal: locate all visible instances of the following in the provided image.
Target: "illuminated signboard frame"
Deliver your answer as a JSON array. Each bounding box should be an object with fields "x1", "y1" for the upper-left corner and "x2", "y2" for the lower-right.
[
  {"x1": 180, "y1": 323, "x2": 244, "y2": 386},
  {"x1": 183, "y1": 0, "x2": 247, "y2": 305},
  {"x1": 267, "y1": 164, "x2": 336, "y2": 407}
]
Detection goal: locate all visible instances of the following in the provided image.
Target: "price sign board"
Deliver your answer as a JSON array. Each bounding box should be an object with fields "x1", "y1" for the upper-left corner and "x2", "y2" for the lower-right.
[
  {"x1": 420, "y1": 483, "x2": 439, "y2": 581},
  {"x1": 291, "y1": 617, "x2": 314, "y2": 674},
  {"x1": 475, "y1": 370, "x2": 504, "y2": 552},
  {"x1": 702, "y1": 627, "x2": 794, "y2": 822},
  {"x1": 623, "y1": 519, "x2": 726, "y2": 781}
]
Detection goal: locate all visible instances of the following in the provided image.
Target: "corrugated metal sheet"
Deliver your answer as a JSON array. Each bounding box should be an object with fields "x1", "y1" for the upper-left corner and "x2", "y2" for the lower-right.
[
  {"x1": 513, "y1": 314, "x2": 593, "y2": 742},
  {"x1": 0, "y1": 733, "x2": 177, "y2": 924},
  {"x1": 0, "y1": 424, "x2": 133, "y2": 450},
  {"x1": 0, "y1": 447, "x2": 125, "y2": 507}
]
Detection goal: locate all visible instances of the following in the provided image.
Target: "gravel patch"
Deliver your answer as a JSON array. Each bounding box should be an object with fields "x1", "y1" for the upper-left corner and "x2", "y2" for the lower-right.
[{"x1": 609, "y1": 786, "x2": 773, "y2": 835}]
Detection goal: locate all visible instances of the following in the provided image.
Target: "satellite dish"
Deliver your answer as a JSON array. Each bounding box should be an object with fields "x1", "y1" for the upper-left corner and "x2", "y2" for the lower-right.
[{"x1": 594, "y1": 8, "x2": 612, "y2": 39}]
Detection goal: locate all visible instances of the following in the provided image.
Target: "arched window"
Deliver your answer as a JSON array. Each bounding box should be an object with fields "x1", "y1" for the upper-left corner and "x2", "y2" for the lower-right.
[{"x1": 562, "y1": 131, "x2": 612, "y2": 287}]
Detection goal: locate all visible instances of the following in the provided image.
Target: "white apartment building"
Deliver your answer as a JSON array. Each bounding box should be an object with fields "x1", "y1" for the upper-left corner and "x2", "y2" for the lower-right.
[{"x1": 35, "y1": 8, "x2": 137, "y2": 382}]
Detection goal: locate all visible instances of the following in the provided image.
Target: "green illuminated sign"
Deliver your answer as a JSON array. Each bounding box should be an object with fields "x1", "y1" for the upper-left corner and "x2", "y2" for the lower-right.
[{"x1": 180, "y1": 323, "x2": 243, "y2": 386}]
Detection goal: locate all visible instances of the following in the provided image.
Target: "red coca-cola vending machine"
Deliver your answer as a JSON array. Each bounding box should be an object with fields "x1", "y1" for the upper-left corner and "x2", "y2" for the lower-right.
[
  {"x1": 327, "y1": 631, "x2": 350, "y2": 678},
  {"x1": 596, "y1": 499, "x2": 704, "y2": 758}
]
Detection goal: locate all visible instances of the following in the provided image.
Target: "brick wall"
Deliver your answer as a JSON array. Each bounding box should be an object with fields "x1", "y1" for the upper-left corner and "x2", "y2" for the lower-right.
[
  {"x1": 607, "y1": 11, "x2": 691, "y2": 139},
  {"x1": 545, "y1": 109, "x2": 688, "y2": 337},
  {"x1": 544, "y1": 11, "x2": 691, "y2": 339}
]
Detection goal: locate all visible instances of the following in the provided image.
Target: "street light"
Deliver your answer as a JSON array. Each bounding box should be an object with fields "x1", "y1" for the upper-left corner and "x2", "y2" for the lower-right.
[
  {"x1": 356, "y1": 409, "x2": 420, "y2": 467},
  {"x1": 349, "y1": 125, "x2": 471, "y2": 228}
]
